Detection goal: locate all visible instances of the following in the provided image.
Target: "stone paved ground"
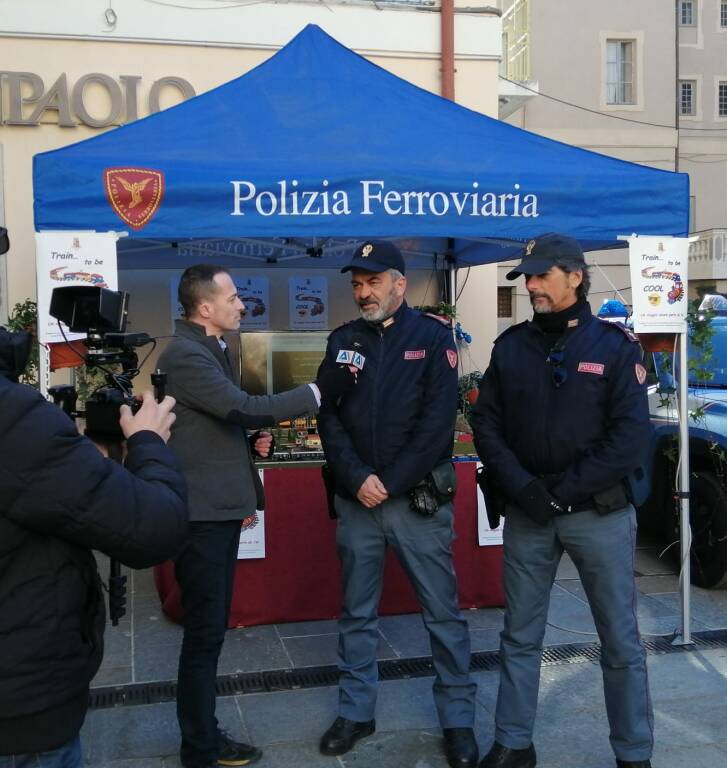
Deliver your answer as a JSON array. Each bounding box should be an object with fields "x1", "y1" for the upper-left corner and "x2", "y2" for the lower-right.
[{"x1": 82, "y1": 541, "x2": 727, "y2": 767}]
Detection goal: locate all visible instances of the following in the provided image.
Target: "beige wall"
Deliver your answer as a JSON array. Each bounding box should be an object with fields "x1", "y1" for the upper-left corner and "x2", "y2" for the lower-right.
[{"x1": 512, "y1": 0, "x2": 677, "y2": 156}]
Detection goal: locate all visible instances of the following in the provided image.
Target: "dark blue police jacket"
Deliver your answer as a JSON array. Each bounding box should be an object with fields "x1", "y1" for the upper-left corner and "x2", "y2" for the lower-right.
[
  {"x1": 470, "y1": 301, "x2": 651, "y2": 507},
  {"x1": 317, "y1": 301, "x2": 459, "y2": 499}
]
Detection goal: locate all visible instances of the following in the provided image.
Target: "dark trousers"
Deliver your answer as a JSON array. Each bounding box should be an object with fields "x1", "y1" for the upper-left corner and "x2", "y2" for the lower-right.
[
  {"x1": 334, "y1": 494, "x2": 476, "y2": 727},
  {"x1": 496, "y1": 505, "x2": 653, "y2": 762},
  {"x1": 175, "y1": 520, "x2": 242, "y2": 767}
]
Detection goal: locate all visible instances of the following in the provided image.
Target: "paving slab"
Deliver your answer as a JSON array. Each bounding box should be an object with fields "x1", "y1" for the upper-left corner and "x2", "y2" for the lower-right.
[
  {"x1": 133, "y1": 641, "x2": 181, "y2": 683},
  {"x1": 218, "y1": 625, "x2": 293, "y2": 673},
  {"x1": 82, "y1": 698, "x2": 244, "y2": 764},
  {"x1": 236, "y1": 686, "x2": 338, "y2": 746},
  {"x1": 648, "y1": 588, "x2": 727, "y2": 629},
  {"x1": 282, "y1": 630, "x2": 397, "y2": 668},
  {"x1": 555, "y1": 553, "x2": 579, "y2": 580},
  {"x1": 462, "y1": 607, "x2": 504, "y2": 631},
  {"x1": 276, "y1": 619, "x2": 339, "y2": 638},
  {"x1": 468, "y1": 627, "x2": 502, "y2": 652},
  {"x1": 378, "y1": 613, "x2": 430, "y2": 658},
  {"x1": 635, "y1": 574, "x2": 681, "y2": 594},
  {"x1": 635, "y1": 547, "x2": 678, "y2": 576},
  {"x1": 86, "y1": 758, "x2": 166, "y2": 768}
]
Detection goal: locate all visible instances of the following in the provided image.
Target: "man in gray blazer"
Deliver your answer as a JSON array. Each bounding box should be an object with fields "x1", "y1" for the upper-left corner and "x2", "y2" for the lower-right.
[{"x1": 159, "y1": 264, "x2": 354, "y2": 768}]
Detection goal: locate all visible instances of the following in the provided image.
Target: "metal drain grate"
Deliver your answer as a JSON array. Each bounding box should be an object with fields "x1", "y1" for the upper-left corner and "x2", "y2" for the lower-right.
[{"x1": 88, "y1": 627, "x2": 727, "y2": 711}]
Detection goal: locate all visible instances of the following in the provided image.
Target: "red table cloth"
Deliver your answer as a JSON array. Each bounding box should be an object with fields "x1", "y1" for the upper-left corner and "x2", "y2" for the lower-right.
[{"x1": 154, "y1": 461, "x2": 504, "y2": 627}]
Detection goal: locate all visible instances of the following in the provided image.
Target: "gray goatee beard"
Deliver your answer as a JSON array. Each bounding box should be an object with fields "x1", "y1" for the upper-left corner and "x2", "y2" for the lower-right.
[
  {"x1": 359, "y1": 293, "x2": 397, "y2": 322},
  {"x1": 360, "y1": 306, "x2": 387, "y2": 322},
  {"x1": 532, "y1": 303, "x2": 553, "y2": 314},
  {"x1": 530, "y1": 295, "x2": 553, "y2": 314}
]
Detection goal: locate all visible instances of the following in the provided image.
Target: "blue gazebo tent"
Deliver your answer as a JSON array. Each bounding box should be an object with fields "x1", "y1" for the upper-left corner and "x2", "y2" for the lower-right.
[{"x1": 32, "y1": 24, "x2": 689, "y2": 270}]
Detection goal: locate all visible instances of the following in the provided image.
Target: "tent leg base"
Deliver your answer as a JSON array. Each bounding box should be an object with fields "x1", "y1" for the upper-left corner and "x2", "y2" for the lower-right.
[{"x1": 670, "y1": 633, "x2": 695, "y2": 647}]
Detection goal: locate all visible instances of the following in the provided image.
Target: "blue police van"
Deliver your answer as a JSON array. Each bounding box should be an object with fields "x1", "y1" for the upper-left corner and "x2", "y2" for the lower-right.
[{"x1": 641, "y1": 304, "x2": 727, "y2": 589}]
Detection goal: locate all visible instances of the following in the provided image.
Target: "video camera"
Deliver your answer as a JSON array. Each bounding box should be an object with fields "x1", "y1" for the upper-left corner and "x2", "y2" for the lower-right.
[
  {"x1": 48, "y1": 285, "x2": 165, "y2": 444},
  {"x1": 48, "y1": 284, "x2": 167, "y2": 626}
]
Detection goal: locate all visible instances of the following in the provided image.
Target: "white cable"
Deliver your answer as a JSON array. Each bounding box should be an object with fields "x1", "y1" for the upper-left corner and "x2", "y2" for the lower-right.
[
  {"x1": 145, "y1": 0, "x2": 270, "y2": 10},
  {"x1": 591, "y1": 262, "x2": 631, "y2": 307}
]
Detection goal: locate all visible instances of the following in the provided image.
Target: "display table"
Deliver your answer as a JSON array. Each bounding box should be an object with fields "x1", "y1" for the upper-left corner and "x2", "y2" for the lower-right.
[{"x1": 154, "y1": 461, "x2": 504, "y2": 628}]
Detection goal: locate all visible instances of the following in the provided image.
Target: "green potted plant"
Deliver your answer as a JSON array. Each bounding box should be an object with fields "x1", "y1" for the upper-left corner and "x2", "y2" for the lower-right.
[{"x1": 6, "y1": 298, "x2": 39, "y2": 388}]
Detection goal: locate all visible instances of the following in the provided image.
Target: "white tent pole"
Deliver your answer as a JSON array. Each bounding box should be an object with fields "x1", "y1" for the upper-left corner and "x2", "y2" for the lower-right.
[
  {"x1": 673, "y1": 329, "x2": 692, "y2": 646},
  {"x1": 38, "y1": 343, "x2": 50, "y2": 399}
]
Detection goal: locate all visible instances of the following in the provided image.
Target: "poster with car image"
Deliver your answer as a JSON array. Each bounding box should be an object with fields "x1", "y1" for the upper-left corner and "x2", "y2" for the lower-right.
[
  {"x1": 626, "y1": 235, "x2": 690, "y2": 334},
  {"x1": 288, "y1": 276, "x2": 328, "y2": 330},
  {"x1": 236, "y1": 277, "x2": 270, "y2": 330}
]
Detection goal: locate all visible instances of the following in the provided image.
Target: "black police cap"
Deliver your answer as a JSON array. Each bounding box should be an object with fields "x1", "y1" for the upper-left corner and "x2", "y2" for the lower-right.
[
  {"x1": 506, "y1": 233, "x2": 585, "y2": 280},
  {"x1": 341, "y1": 240, "x2": 406, "y2": 276}
]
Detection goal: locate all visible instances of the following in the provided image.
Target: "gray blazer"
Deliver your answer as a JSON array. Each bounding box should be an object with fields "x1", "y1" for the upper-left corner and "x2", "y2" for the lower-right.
[{"x1": 158, "y1": 320, "x2": 318, "y2": 522}]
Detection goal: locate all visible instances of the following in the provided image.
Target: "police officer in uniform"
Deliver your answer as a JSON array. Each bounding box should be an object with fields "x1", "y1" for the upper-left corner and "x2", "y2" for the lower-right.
[
  {"x1": 471, "y1": 234, "x2": 653, "y2": 768},
  {"x1": 317, "y1": 241, "x2": 478, "y2": 768}
]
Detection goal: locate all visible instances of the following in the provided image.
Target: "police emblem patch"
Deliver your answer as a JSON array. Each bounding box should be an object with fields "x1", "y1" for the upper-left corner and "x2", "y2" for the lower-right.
[
  {"x1": 446, "y1": 349, "x2": 458, "y2": 368},
  {"x1": 525, "y1": 239, "x2": 536, "y2": 256},
  {"x1": 635, "y1": 363, "x2": 647, "y2": 385},
  {"x1": 104, "y1": 167, "x2": 164, "y2": 230},
  {"x1": 361, "y1": 243, "x2": 373, "y2": 258},
  {"x1": 404, "y1": 350, "x2": 426, "y2": 360}
]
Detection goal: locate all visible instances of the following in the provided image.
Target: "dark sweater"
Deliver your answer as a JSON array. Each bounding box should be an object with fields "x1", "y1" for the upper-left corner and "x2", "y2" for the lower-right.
[{"x1": 0, "y1": 377, "x2": 188, "y2": 753}]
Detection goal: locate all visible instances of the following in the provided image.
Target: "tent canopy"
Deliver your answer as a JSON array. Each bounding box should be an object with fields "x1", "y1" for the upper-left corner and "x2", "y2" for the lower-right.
[{"x1": 33, "y1": 24, "x2": 689, "y2": 269}]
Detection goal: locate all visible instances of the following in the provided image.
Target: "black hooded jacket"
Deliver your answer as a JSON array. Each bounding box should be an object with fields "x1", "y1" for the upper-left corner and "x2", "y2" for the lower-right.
[{"x1": 0, "y1": 376, "x2": 188, "y2": 754}]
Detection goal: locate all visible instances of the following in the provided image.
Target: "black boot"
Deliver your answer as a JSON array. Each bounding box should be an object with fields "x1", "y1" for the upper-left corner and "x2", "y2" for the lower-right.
[
  {"x1": 479, "y1": 741, "x2": 536, "y2": 768},
  {"x1": 319, "y1": 716, "x2": 375, "y2": 756},
  {"x1": 443, "y1": 728, "x2": 479, "y2": 767},
  {"x1": 616, "y1": 761, "x2": 651, "y2": 768}
]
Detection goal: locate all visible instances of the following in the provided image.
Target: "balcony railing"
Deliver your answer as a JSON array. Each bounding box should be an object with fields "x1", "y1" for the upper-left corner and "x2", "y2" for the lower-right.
[
  {"x1": 688, "y1": 229, "x2": 727, "y2": 281},
  {"x1": 501, "y1": 0, "x2": 530, "y2": 82}
]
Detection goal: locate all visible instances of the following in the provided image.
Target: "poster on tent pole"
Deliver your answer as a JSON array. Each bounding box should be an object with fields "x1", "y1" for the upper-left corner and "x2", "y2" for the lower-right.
[
  {"x1": 237, "y1": 469, "x2": 266, "y2": 559},
  {"x1": 288, "y1": 276, "x2": 328, "y2": 330},
  {"x1": 476, "y1": 462, "x2": 504, "y2": 546},
  {"x1": 625, "y1": 235, "x2": 689, "y2": 334},
  {"x1": 35, "y1": 231, "x2": 120, "y2": 344}
]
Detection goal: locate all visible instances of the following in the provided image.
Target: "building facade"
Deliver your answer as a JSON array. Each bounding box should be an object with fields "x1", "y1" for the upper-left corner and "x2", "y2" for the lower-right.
[
  {"x1": 678, "y1": 0, "x2": 727, "y2": 294},
  {"x1": 498, "y1": 0, "x2": 727, "y2": 322}
]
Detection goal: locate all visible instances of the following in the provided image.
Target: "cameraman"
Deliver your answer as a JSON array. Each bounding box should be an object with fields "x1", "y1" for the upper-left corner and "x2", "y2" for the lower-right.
[{"x1": 0, "y1": 312, "x2": 188, "y2": 766}]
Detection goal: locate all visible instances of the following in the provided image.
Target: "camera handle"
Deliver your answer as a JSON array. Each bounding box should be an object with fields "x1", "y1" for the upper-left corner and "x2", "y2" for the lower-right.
[
  {"x1": 151, "y1": 369, "x2": 167, "y2": 403},
  {"x1": 108, "y1": 370, "x2": 168, "y2": 626},
  {"x1": 107, "y1": 370, "x2": 168, "y2": 626},
  {"x1": 51, "y1": 369, "x2": 169, "y2": 627}
]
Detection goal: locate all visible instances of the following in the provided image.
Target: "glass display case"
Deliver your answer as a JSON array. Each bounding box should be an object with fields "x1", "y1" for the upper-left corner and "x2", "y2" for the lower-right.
[{"x1": 240, "y1": 331, "x2": 328, "y2": 461}]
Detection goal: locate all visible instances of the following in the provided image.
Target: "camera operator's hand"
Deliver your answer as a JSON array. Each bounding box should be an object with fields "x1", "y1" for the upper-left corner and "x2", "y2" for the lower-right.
[
  {"x1": 120, "y1": 391, "x2": 176, "y2": 443},
  {"x1": 315, "y1": 365, "x2": 356, "y2": 402}
]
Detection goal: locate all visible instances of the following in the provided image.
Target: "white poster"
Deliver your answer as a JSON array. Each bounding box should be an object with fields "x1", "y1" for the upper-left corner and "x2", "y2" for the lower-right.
[
  {"x1": 238, "y1": 469, "x2": 266, "y2": 559},
  {"x1": 626, "y1": 235, "x2": 690, "y2": 334},
  {"x1": 476, "y1": 462, "x2": 504, "y2": 546},
  {"x1": 289, "y1": 276, "x2": 328, "y2": 330},
  {"x1": 237, "y1": 277, "x2": 270, "y2": 330},
  {"x1": 36, "y1": 231, "x2": 120, "y2": 344}
]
